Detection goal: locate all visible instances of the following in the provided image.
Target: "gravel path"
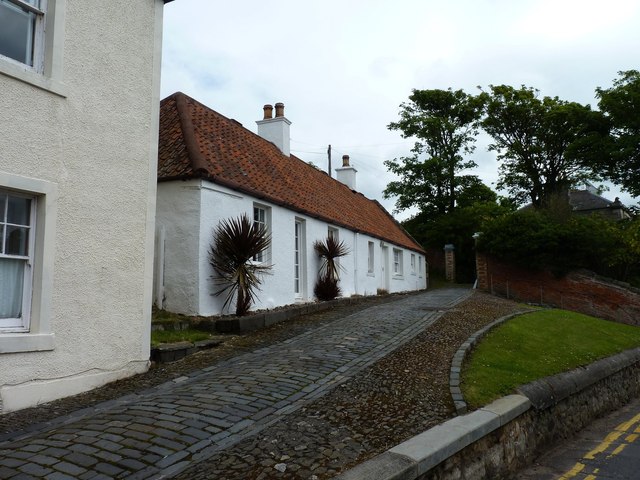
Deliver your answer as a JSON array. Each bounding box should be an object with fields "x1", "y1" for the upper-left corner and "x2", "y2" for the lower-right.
[{"x1": 0, "y1": 289, "x2": 523, "y2": 479}]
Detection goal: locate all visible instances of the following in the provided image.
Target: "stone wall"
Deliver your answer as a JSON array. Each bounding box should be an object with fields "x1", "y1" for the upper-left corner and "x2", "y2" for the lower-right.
[
  {"x1": 424, "y1": 351, "x2": 640, "y2": 480},
  {"x1": 475, "y1": 254, "x2": 640, "y2": 325}
]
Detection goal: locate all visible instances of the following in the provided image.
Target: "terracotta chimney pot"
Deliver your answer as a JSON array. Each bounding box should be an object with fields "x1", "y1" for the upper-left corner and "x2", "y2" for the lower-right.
[
  {"x1": 263, "y1": 104, "x2": 273, "y2": 119},
  {"x1": 342, "y1": 155, "x2": 350, "y2": 167},
  {"x1": 275, "y1": 102, "x2": 285, "y2": 118}
]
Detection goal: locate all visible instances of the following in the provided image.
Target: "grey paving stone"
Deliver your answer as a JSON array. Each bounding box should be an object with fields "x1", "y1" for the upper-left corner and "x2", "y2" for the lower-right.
[
  {"x1": 61, "y1": 452, "x2": 97, "y2": 469},
  {"x1": 18, "y1": 463, "x2": 53, "y2": 477},
  {"x1": 52, "y1": 461, "x2": 86, "y2": 476},
  {"x1": 45, "y1": 472, "x2": 77, "y2": 480},
  {"x1": 0, "y1": 465, "x2": 20, "y2": 478},
  {"x1": 93, "y1": 462, "x2": 124, "y2": 476}
]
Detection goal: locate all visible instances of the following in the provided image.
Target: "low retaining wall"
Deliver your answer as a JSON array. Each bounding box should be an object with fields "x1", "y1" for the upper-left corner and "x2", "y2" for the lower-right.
[{"x1": 335, "y1": 348, "x2": 640, "y2": 480}]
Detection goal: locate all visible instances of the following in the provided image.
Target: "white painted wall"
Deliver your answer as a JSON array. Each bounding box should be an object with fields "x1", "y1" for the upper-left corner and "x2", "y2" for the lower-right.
[
  {"x1": 155, "y1": 179, "x2": 427, "y2": 317},
  {"x1": 0, "y1": 0, "x2": 165, "y2": 412}
]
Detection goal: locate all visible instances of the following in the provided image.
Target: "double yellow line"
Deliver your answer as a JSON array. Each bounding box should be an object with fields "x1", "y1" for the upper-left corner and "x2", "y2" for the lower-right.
[{"x1": 558, "y1": 412, "x2": 640, "y2": 479}]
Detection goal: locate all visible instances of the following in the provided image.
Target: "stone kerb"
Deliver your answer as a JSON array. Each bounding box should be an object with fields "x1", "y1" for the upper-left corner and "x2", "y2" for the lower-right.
[{"x1": 449, "y1": 310, "x2": 536, "y2": 415}]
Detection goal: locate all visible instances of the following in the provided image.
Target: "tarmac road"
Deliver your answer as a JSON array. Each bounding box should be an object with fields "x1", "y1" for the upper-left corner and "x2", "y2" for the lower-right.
[{"x1": 518, "y1": 396, "x2": 640, "y2": 480}]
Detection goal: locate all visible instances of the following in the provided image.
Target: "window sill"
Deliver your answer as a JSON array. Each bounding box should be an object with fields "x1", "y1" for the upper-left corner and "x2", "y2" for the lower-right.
[
  {"x1": 0, "y1": 333, "x2": 55, "y2": 354},
  {"x1": 367, "y1": 272, "x2": 375, "y2": 277},
  {"x1": 393, "y1": 274, "x2": 404, "y2": 280},
  {"x1": 0, "y1": 61, "x2": 67, "y2": 98}
]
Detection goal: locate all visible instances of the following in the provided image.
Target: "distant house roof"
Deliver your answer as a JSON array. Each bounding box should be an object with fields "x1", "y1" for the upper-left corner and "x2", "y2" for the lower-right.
[
  {"x1": 568, "y1": 188, "x2": 630, "y2": 221},
  {"x1": 569, "y1": 189, "x2": 621, "y2": 212},
  {"x1": 158, "y1": 92, "x2": 424, "y2": 253}
]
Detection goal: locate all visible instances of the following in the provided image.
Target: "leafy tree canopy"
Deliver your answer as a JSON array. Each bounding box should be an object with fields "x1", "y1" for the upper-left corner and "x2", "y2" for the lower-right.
[
  {"x1": 595, "y1": 70, "x2": 640, "y2": 196},
  {"x1": 480, "y1": 85, "x2": 606, "y2": 207},
  {"x1": 384, "y1": 88, "x2": 485, "y2": 216}
]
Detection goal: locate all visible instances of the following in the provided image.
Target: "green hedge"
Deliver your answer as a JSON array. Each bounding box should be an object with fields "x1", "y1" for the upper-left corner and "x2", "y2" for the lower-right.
[{"x1": 477, "y1": 210, "x2": 640, "y2": 283}]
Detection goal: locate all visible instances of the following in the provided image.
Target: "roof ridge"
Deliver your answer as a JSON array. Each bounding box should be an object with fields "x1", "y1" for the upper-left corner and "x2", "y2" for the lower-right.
[{"x1": 174, "y1": 93, "x2": 209, "y2": 175}]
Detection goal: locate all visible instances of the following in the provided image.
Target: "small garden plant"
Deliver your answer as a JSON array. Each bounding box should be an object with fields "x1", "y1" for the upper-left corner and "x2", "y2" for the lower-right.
[
  {"x1": 313, "y1": 235, "x2": 349, "y2": 301},
  {"x1": 209, "y1": 214, "x2": 272, "y2": 316}
]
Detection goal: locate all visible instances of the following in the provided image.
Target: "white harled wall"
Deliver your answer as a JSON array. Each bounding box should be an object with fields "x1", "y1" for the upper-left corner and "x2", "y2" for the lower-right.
[
  {"x1": 155, "y1": 179, "x2": 427, "y2": 316},
  {"x1": 0, "y1": 0, "x2": 165, "y2": 412}
]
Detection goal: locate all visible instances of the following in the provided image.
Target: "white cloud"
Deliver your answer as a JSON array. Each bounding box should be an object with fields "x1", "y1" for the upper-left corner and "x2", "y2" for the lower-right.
[{"x1": 161, "y1": 0, "x2": 640, "y2": 218}]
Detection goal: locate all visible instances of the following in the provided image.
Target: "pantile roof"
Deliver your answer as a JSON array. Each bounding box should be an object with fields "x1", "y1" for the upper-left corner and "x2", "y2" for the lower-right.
[{"x1": 158, "y1": 92, "x2": 424, "y2": 253}]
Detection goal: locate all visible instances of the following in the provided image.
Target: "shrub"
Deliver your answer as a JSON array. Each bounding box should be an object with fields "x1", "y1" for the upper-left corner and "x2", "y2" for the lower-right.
[
  {"x1": 209, "y1": 214, "x2": 272, "y2": 316},
  {"x1": 313, "y1": 235, "x2": 349, "y2": 301},
  {"x1": 477, "y1": 210, "x2": 640, "y2": 282},
  {"x1": 314, "y1": 273, "x2": 342, "y2": 301}
]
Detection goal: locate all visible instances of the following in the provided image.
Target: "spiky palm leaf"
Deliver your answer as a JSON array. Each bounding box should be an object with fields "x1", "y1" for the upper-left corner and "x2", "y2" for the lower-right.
[
  {"x1": 209, "y1": 214, "x2": 272, "y2": 316},
  {"x1": 313, "y1": 235, "x2": 349, "y2": 282}
]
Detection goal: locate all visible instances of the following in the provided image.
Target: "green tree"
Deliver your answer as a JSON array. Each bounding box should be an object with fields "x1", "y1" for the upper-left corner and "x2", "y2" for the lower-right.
[
  {"x1": 209, "y1": 214, "x2": 272, "y2": 316},
  {"x1": 402, "y1": 181, "x2": 512, "y2": 282},
  {"x1": 480, "y1": 85, "x2": 604, "y2": 207},
  {"x1": 595, "y1": 70, "x2": 640, "y2": 196},
  {"x1": 384, "y1": 88, "x2": 485, "y2": 216}
]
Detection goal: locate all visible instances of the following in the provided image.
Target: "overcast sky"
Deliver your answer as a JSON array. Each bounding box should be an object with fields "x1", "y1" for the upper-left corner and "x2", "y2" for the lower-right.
[{"x1": 160, "y1": 0, "x2": 640, "y2": 221}]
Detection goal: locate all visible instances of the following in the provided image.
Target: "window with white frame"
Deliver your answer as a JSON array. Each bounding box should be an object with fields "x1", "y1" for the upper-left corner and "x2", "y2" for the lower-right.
[
  {"x1": 0, "y1": 190, "x2": 34, "y2": 331},
  {"x1": 367, "y1": 241, "x2": 374, "y2": 274},
  {"x1": 393, "y1": 248, "x2": 403, "y2": 276},
  {"x1": 410, "y1": 253, "x2": 416, "y2": 274},
  {"x1": 328, "y1": 226, "x2": 338, "y2": 240},
  {"x1": 419, "y1": 256, "x2": 423, "y2": 276},
  {"x1": 0, "y1": 0, "x2": 46, "y2": 71},
  {"x1": 0, "y1": 0, "x2": 66, "y2": 97},
  {"x1": 0, "y1": 174, "x2": 56, "y2": 354},
  {"x1": 252, "y1": 204, "x2": 270, "y2": 263}
]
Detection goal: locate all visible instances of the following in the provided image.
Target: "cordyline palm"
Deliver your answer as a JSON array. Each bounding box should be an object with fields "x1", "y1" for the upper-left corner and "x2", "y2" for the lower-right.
[
  {"x1": 314, "y1": 235, "x2": 349, "y2": 282},
  {"x1": 209, "y1": 214, "x2": 272, "y2": 316}
]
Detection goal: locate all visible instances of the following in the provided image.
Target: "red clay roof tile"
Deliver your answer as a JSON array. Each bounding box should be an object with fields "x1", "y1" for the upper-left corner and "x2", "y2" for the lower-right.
[{"x1": 158, "y1": 92, "x2": 424, "y2": 253}]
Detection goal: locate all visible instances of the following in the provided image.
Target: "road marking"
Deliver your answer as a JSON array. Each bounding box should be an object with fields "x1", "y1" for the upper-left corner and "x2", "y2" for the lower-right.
[
  {"x1": 558, "y1": 462, "x2": 585, "y2": 479},
  {"x1": 558, "y1": 411, "x2": 640, "y2": 478},
  {"x1": 608, "y1": 444, "x2": 627, "y2": 457},
  {"x1": 584, "y1": 431, "x2": 622, "y2": 459}
]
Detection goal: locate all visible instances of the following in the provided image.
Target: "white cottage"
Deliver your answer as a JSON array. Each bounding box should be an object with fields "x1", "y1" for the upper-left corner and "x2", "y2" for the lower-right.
[
  {"x1": 155, "y1": 93, "x2": 427, "y2": 316},
  {"x1": 0, "y1": 0, "x2": 172, "y2": 413}
]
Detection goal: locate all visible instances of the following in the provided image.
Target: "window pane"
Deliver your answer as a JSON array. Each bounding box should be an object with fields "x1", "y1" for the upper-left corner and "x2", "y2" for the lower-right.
[
  {"x1": 0, "y1": 0, "x2": 37, "y2": 66},
  {"x1": 5, "y1": 225, "x2": 29, "y2": 255},
  {"x1": 7, "y1": 196, "x2": 31, "y2": 226},
  {"x1": 0, "y1": 257, "x2": 25, "y2": 319},
  {"x1": 0, "y1": 194, "x2": 6, "y2": 222}
]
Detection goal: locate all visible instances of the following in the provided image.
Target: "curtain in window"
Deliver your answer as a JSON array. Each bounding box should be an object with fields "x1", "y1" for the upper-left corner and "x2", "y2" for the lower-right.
[{"x1": 0, "y1": 258, "x2": 24, "y2": 319}]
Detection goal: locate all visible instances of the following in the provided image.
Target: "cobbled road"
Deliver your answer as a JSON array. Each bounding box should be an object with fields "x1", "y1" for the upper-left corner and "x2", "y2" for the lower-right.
[{"x1": 0, "y1": 288, "x2": 471, "y2": 479}]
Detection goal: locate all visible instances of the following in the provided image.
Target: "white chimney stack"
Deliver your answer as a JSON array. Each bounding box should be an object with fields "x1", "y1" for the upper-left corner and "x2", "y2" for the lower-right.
[
  {"x1": 256, "y1": 102, "x2": 291, "y2": 156},
  {"x1": 335, "y1": 154, "x2": 357, "y2": 190}
]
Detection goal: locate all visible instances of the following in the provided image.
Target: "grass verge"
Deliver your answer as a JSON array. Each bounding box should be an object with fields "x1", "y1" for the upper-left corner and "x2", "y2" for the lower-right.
[{"x1": 462, "y1": 309, "x2": 640, "y2": 408}]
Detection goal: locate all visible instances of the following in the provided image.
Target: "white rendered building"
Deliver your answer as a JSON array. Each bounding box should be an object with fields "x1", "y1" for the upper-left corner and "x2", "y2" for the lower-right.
[
  {"x1": 155, "y1": 93, "x2": 427, "y2": 316},
  {"x1": 0, "y1": 0, "x2": 172, "y2": 412}
]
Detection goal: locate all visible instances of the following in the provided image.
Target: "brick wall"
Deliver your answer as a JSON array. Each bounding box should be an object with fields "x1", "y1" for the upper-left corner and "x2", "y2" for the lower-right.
[{"x1": 476, "y1": 255, "x2": 640, "y2": 325}]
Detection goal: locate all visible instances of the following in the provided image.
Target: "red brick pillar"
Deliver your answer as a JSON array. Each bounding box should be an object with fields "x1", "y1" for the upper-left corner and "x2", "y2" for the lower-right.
[
  {"x1": 444, "y1": 244, "x2": 455, "y2": 282},
  {"x1": 476, "y1": 252, "x2": 489, "y2": 291}
]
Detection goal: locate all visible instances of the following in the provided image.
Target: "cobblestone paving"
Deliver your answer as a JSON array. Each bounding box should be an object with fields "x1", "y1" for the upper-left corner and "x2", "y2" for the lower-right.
[{"x1": 0, "y1": 288, "x2": 470, "y2": 479}]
